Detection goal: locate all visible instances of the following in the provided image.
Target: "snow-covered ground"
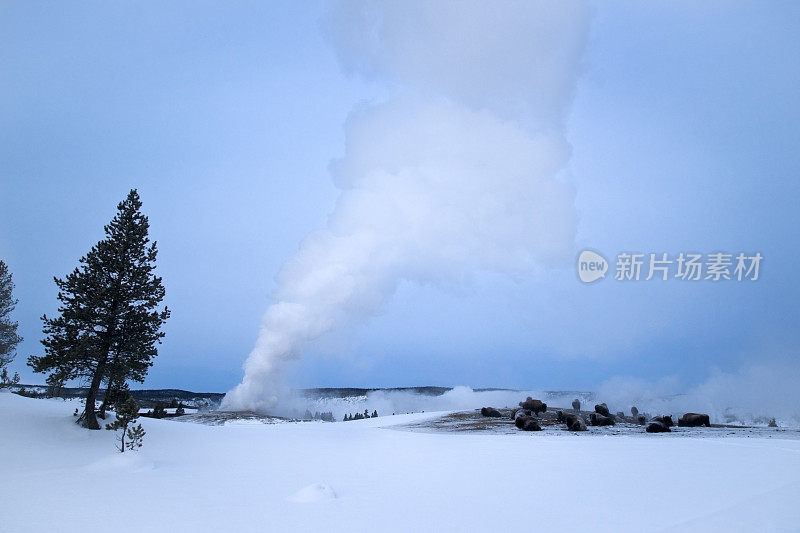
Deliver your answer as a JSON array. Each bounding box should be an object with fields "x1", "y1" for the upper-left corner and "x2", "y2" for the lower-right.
[{"x1": 2, "y1": 392, "x2": 799, "y2": 532}]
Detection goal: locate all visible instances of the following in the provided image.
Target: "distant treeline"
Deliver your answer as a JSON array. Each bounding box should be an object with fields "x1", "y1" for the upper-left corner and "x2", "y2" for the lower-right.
[
  {"x1": 11, "y1": 384, "x2": 599, "y2": 410},
  {"x1": 9, "y1": 384, "x2": 223, "y2": 409}
]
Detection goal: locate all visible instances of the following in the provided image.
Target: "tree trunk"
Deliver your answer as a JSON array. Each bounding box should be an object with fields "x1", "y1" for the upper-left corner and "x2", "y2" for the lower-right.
[
  {"x1": 82, "y1": 359, "x2": 107, "y2": 430},
  {"x1": 84, "y1": 312, "x2": 119, "y2": 429},
  {"x1": 82, "y1": 292, "x2": 119, "y2": 429},
  {"x1": 98, "y1": 382, "x2": 110, "y2": 420}
]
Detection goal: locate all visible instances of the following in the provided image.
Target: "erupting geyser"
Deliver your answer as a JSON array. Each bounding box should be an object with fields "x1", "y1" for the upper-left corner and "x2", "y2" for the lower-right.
[{"x1": 222, "y1": 0, "x2": 590, "y2": 412}]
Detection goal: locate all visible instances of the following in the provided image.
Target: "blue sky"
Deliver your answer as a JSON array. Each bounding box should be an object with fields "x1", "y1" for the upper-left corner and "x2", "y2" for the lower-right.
[{"x1": 2, "y1": 1, "x2": 799, "y2": 393}]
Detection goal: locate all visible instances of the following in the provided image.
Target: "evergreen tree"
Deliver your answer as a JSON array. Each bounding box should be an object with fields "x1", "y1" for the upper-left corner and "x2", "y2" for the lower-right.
[
  {"x1": 0, "y1": 260, "x2": 23, "y2": 376},
  {"x1": 106, "y1": 396, "x2": 145, "y2": 452},
  {"x1": 125, "y1": 424, "x2": 146, "y2": 451},
  {"x1": 175, "y1": 404, "x2": 185, "y2": 416},
  {"x1": 28, "y1": 190, "x2": 170, "y2": 429},
  {"x1": 152, "y1": 401, "x2": 167, "y2": 419},
  {"x1": 0, "y1": 367, "x2": 20, "y2": 389},
  {"x1": 99, "y1": 379, "x2": 130, "y2": 420}
]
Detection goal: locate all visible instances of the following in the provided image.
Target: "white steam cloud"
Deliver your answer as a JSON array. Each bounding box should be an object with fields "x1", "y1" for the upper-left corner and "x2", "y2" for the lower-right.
[
  {"x1": 596, "y1": 358, "x2": 800, "y2": 426},
  {"x1": 222, "y1": 1, "x2": 590, "y2": 412},
  {"x1": 276, "y1": 359, "x2": 800, "y2": 427},
  {"x1": 270, "y1": 386, "x2": 566, "y2": 422}
]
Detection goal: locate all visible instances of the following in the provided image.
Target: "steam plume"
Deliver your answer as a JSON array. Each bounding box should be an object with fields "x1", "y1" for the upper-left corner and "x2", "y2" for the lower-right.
[
  {"x1": 223, "y1": 1, "x2": 590, "y2": 412},
  {"x1": 597, "y1": 358, "x2": 800, "y2": 426}
]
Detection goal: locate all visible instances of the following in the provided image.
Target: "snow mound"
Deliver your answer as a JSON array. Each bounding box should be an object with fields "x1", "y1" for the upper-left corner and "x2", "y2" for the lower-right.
[
  {"x1": 287, "y1": 482, "x2": 337, "y2": 503},
  {"x1": 87, "y1": 453, "x2": 154, "y2": 473}
]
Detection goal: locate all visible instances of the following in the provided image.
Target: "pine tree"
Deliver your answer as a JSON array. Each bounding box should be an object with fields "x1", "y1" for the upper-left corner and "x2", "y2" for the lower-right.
[
  {"x1": 125, "y1": 424, "x2": 146, "y2": 451},
  {"x1": 28, "y1": 190, "x2": 170, "y2": 429},
  {"x1": 1, "y1": 367, "x2": 20, "y2": 388},
  {"x1": 99, "y1": 379, "x2": 130, "y2": 420},
  {"x1": 152, "y1": 401, "x2": 167, "y2": 419},
  {"x1": 0, "y1": 260, "x2": 23, "y2": 376},
  {"x1": 106, "y1": 396, "x2": 145, "y2": 452}
]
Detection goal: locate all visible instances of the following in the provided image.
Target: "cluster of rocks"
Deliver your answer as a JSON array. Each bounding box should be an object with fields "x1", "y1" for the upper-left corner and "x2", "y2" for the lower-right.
[{"x1": 480, "y1": 397, "x2": 713, "y2": 434}]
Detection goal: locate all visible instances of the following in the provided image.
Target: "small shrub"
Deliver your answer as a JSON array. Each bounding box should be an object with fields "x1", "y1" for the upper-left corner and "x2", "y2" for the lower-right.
[{"x1": 106, "y1": 397, "x2": 145, "y2": 453}]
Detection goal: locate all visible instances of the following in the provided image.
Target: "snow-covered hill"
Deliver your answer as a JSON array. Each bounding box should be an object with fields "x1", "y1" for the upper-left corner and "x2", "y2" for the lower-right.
[{"x1": 1, "y1": 392, "x2": 799, "y2": 532}]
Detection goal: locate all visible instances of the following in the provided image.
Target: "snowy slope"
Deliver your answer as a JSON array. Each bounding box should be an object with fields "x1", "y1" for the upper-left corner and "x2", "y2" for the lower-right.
[{"x1": 1, "y1": 392, "x2": 799, "y2": 532}]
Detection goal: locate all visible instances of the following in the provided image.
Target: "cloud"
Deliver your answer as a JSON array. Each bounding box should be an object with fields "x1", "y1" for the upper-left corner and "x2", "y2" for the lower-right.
[{"x1": 322, "y1": 0, "x2": 590, "y2": 129}]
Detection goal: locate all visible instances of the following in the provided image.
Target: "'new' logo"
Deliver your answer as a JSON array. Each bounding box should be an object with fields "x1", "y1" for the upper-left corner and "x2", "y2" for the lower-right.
[{"x1": 577, "y1": 250, "x2": 607, "y2": 283}]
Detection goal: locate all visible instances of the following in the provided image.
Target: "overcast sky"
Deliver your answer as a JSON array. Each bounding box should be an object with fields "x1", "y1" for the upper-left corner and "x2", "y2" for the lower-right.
[{"x1": 2, "y1": 1, "x2": 799, "y2": 393}]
